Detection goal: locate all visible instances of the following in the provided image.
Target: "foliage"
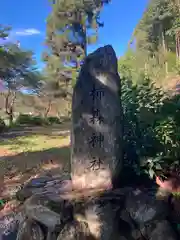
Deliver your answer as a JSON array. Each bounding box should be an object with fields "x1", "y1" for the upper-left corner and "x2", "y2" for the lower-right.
[
  {"x1": 119, "y1": 0, "x2": 180, "y2": 179},
  {"x1": 44, "y1": 0, "x2": 111, "y2": 94},
  {"x1": 15, "y1": 114, "x2": 48, "y2": 126},
  {"x1": 122, "y1": 76, "x2": 180, "y2": 179},
  {"x1": 47, "y1": 116, "x2": 62, "y2": 124},
  {"x1": 15, "y1": 114, "x2": 62, "y2": 126},
  {"x1": 15, "y1": 114, "x2": 35, "y2": 125},
  {"x1": 0, "y1": 37, "x2": 41, "y2": 91},
  {"x1": 140, "y1": 156, "x2": 164, "y2": 179},
  {"x1": 120, "y1": 0, "x2": 180, "y2": 85},
  {"x1": 0, "y1": 117, "x2": 6, "y2": 133},
  {"x1": 0, "y1": 24, "x2": 42, "y2": 124}
]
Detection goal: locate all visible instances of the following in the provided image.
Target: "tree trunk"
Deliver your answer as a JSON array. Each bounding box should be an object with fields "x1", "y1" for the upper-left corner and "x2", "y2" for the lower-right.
[
  {"x1": 5, "y1": 89, "x2": 16, "y2": 125},
  {"x1": 161, "y1": 29, "x2": 168, "y2": 76},
  {"x1": 176, "y1": 31, "x2": 180, "y2": 63},
  {"x1": 9, "y1": 106, "x2": 14, "y2": 125},
  {"x1": 83, "y1": 24, "x2": 87, "y2": 58},
  {"x1": 175, "y1": 0, "x2": 180, "y2": 63},
  {"x1": 44, "y1": 100, "x2": 52, "y2": 118}
]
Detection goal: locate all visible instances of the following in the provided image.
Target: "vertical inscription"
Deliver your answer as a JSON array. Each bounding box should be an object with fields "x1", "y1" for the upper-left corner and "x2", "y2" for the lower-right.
[{"x1": 88, "y1": 83, "x2": 105, "y2": 170}]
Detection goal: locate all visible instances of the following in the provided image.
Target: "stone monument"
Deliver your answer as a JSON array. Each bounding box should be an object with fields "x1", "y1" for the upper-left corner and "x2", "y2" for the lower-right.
[{"x1": 71, "y1": 44, "x2": 123, "y2": 191}]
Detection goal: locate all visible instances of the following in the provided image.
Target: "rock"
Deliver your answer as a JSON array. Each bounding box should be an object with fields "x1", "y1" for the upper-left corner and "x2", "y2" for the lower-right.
[
  {"x1": 125, "y1": 188, "x2": 170, "y2": 225},
  {"x1": 118, "y1": 209, "x2": 143, "y2": 239},
  {"x1": 16, "y1": 176, "x2": 72, "y2": 202},
  {"x1": 16, "y1": 177, "x2": 50, "y2": 202},
  {"x1": 16, "y1": 187, "x2": 45, "y2": 202},
  {"x1": 46, "y1": 231, "x2": 57, "y2": 240},
  {"x1": 57, "y1": 220, "x2": 91, "y2": 240},
  {"x1": 23, "y1": 194, "x2": 73, "y2": 231},
  {"x1": 85, "y1": 202, "x2": 117, "y2": 239},
  {"x1": 15, "y1": 183, "x2": 179, "y2": 240},
  {"x1": 169, "y1": 196, "x2": 180, "y2": 222},
  {"x1": 23, "y1": 195, "x2": 61, "y2": 231},
  {"x1": 72, "y1": 188, "x2": 125, "y2": 240},
  {"x1": 71, "y1": 44, "x2": 123, "y2": 191},
  {"x1": 25, "y1": 204, "x2": 61, "y2": 231},
  {"x1": 0, "y1": 211, "x2": 25, "y2": 240},
  {"x1": 141, "y1": 220, "x2": 178, "y2": 240},
  {"x1": 26, "y1": 176, "x2": 52, "y2": 187},
  {"x1": 16, "y1": 218, "x2": 45, "y2": 240}
]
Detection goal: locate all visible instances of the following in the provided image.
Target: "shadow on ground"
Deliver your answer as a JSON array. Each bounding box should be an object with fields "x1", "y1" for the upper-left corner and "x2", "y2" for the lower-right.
[
  {"x1": 0, "y1": 122, "x2": 71, "y2": 140},
  {"x1": 0, "y1": 132, "x2": 70, "y2": 150},
  {"x1": 0, "y1": 146, "x2": 71, "y2": 199}
]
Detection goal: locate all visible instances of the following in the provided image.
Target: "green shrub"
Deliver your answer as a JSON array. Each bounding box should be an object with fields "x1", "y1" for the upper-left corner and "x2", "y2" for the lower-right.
[
  {"x1": 16, "y1": 114, "x2": 48, "y2": 126},
  {"x1": 121, "y1": 76, "x2": 180, "y2": 179},
  {"x1": 16, "y1": 114, "x2": 33, "y2": 125},
  {"x1": 31, "y1": 116, "x2": 46, "y2": 126},
  {"x1": 0, "y1": 118, "x2": 6, "y2": 133},
  {"x1": 47, "y1": 116, "x2": 62, "y2": 124}
]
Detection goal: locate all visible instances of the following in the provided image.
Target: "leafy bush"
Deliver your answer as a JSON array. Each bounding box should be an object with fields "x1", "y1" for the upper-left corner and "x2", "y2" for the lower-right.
[
  {"x1": 15, "y1": 114, "x2": 48, "y2": 126},
  {"x1": 0, "y1": 118, "x2": 6, "y2": 133},
  {"x1": 121, "y1": 76, "x2": 180, "y2": 179},
  {"x1": 31, "y1": 116, "x2": 48, "y2": 126},
  {"x1": 47, "y1": 116, "x2": 62, "y2": 124},
  {"x1": 15, "y1": 114, "x2": 64, "y2": 126},
  {"x1": 15, "y1": 114, "x2": 33, "y2": 125}
]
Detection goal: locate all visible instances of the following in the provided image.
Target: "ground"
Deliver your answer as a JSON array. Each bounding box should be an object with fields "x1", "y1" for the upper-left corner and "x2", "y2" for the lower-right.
[
  {"x1": 0, "y1": 123, "x2": 71, "y2": 215},
  {"x1": 1, "y1": 122, "x2": 180, "y2": 221}
]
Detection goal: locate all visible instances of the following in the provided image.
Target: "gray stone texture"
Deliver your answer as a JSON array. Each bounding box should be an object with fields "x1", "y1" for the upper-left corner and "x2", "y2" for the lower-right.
[{"x1": 71, "y1": 45, "x2": 123, "y2": 190}]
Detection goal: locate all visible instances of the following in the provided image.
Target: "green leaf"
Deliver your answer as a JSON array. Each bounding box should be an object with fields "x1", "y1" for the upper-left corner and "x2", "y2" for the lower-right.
[
  {"x1": 155, "y1": 164, "x2": 162, "y2": 170},
  {"x1": 149, "y1": 169, "x2": 155, "y2": 179}
]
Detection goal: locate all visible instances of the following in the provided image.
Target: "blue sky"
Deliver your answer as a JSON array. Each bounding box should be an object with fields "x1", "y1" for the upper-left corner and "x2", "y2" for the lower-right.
[{"x1": 0, "y1": 0, "x2": 148, "y2": 69}]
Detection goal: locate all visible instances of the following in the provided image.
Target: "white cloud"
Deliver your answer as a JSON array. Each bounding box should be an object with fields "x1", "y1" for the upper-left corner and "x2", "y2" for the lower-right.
[{"x1": 15, "y1": 28, "x2": 41, "y2": 36}]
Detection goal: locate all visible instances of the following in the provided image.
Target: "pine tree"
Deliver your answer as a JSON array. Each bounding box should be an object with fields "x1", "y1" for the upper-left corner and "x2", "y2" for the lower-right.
[
  {"x1": 128, "y1": 0, "x2": 179, "y2": 79},
  {"x1": 0, "y1": 24, "x2": 41, "y2": 123},
  {"x1": 44, "y1": 0, "x2": 111, "y2": 90}
]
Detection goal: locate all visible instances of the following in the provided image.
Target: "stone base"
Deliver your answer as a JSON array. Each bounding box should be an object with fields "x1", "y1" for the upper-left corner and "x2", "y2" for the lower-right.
[{"x1": 11, "y1": 176, "x2": 179, "y2": 240}]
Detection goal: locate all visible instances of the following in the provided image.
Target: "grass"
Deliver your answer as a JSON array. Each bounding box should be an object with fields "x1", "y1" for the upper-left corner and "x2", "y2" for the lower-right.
[
  {"x1": 0, "y1": 134, "x2": 70, "y2": 154},
  {"x1": 1, "y1": 123, "x2": 180, "y2": 214},
  {"x1": 0, "y1": 125, "x2": 71, "y2": 201}
]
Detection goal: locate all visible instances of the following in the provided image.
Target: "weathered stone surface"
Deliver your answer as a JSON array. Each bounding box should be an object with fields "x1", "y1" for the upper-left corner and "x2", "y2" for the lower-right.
[
  {"x1": 118, "y1": 209, "x2": 143, "y2": 239},
  {"x1": 118, "y1": 188, "x2": 178, "y2": 239},
  {"x1": 23, "y1": 194, "x2": 73, "y2": 231},
  {"x1": 125, "y1": 188, "x2": 170, "y2": 224},
  {"x1": 141, "y1": 220, "x2": 178, "y2": 240},
  {"x1": 71, "y1": 188, "x2": 125, "y2": 240},
  {"x1": 57, "y1": 220, "x2": 92, "y2": 240},
  {"x1": 14, "y1": 181, "x2": 179, "y2": 240},
  {"x1": 16, "y1": 175, "x2": 71, "y2": 202},
  {"x1": 16, "y1": 218, "x2": 44, "y2": 240},
  {"x1": 16, "y1": 187, "x2": 44, "y2": 202},
  {"x1": 84, "y1": 202, "x2": 117, "y2": 239},
  {"x1": 71, "y1": 45, "x2": 123, "y2": 190},
  {"x1": 0, "y1": 207, "x2": 25, "y2": 240},
  {"x1": 26, "y1": 176, "x2": 52, "y2": 187},
  {"x1": 0, "y1": 215, "x2": 19, "y2": 240}
]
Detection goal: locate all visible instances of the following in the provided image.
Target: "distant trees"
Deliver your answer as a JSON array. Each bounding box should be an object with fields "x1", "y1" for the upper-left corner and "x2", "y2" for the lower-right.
[
  {"x1": 0, "y1": 25, "x2": 42, "y2": 123},
  {"x1": 119, "y1": 0, "x2": 180, "y2": 84}
]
